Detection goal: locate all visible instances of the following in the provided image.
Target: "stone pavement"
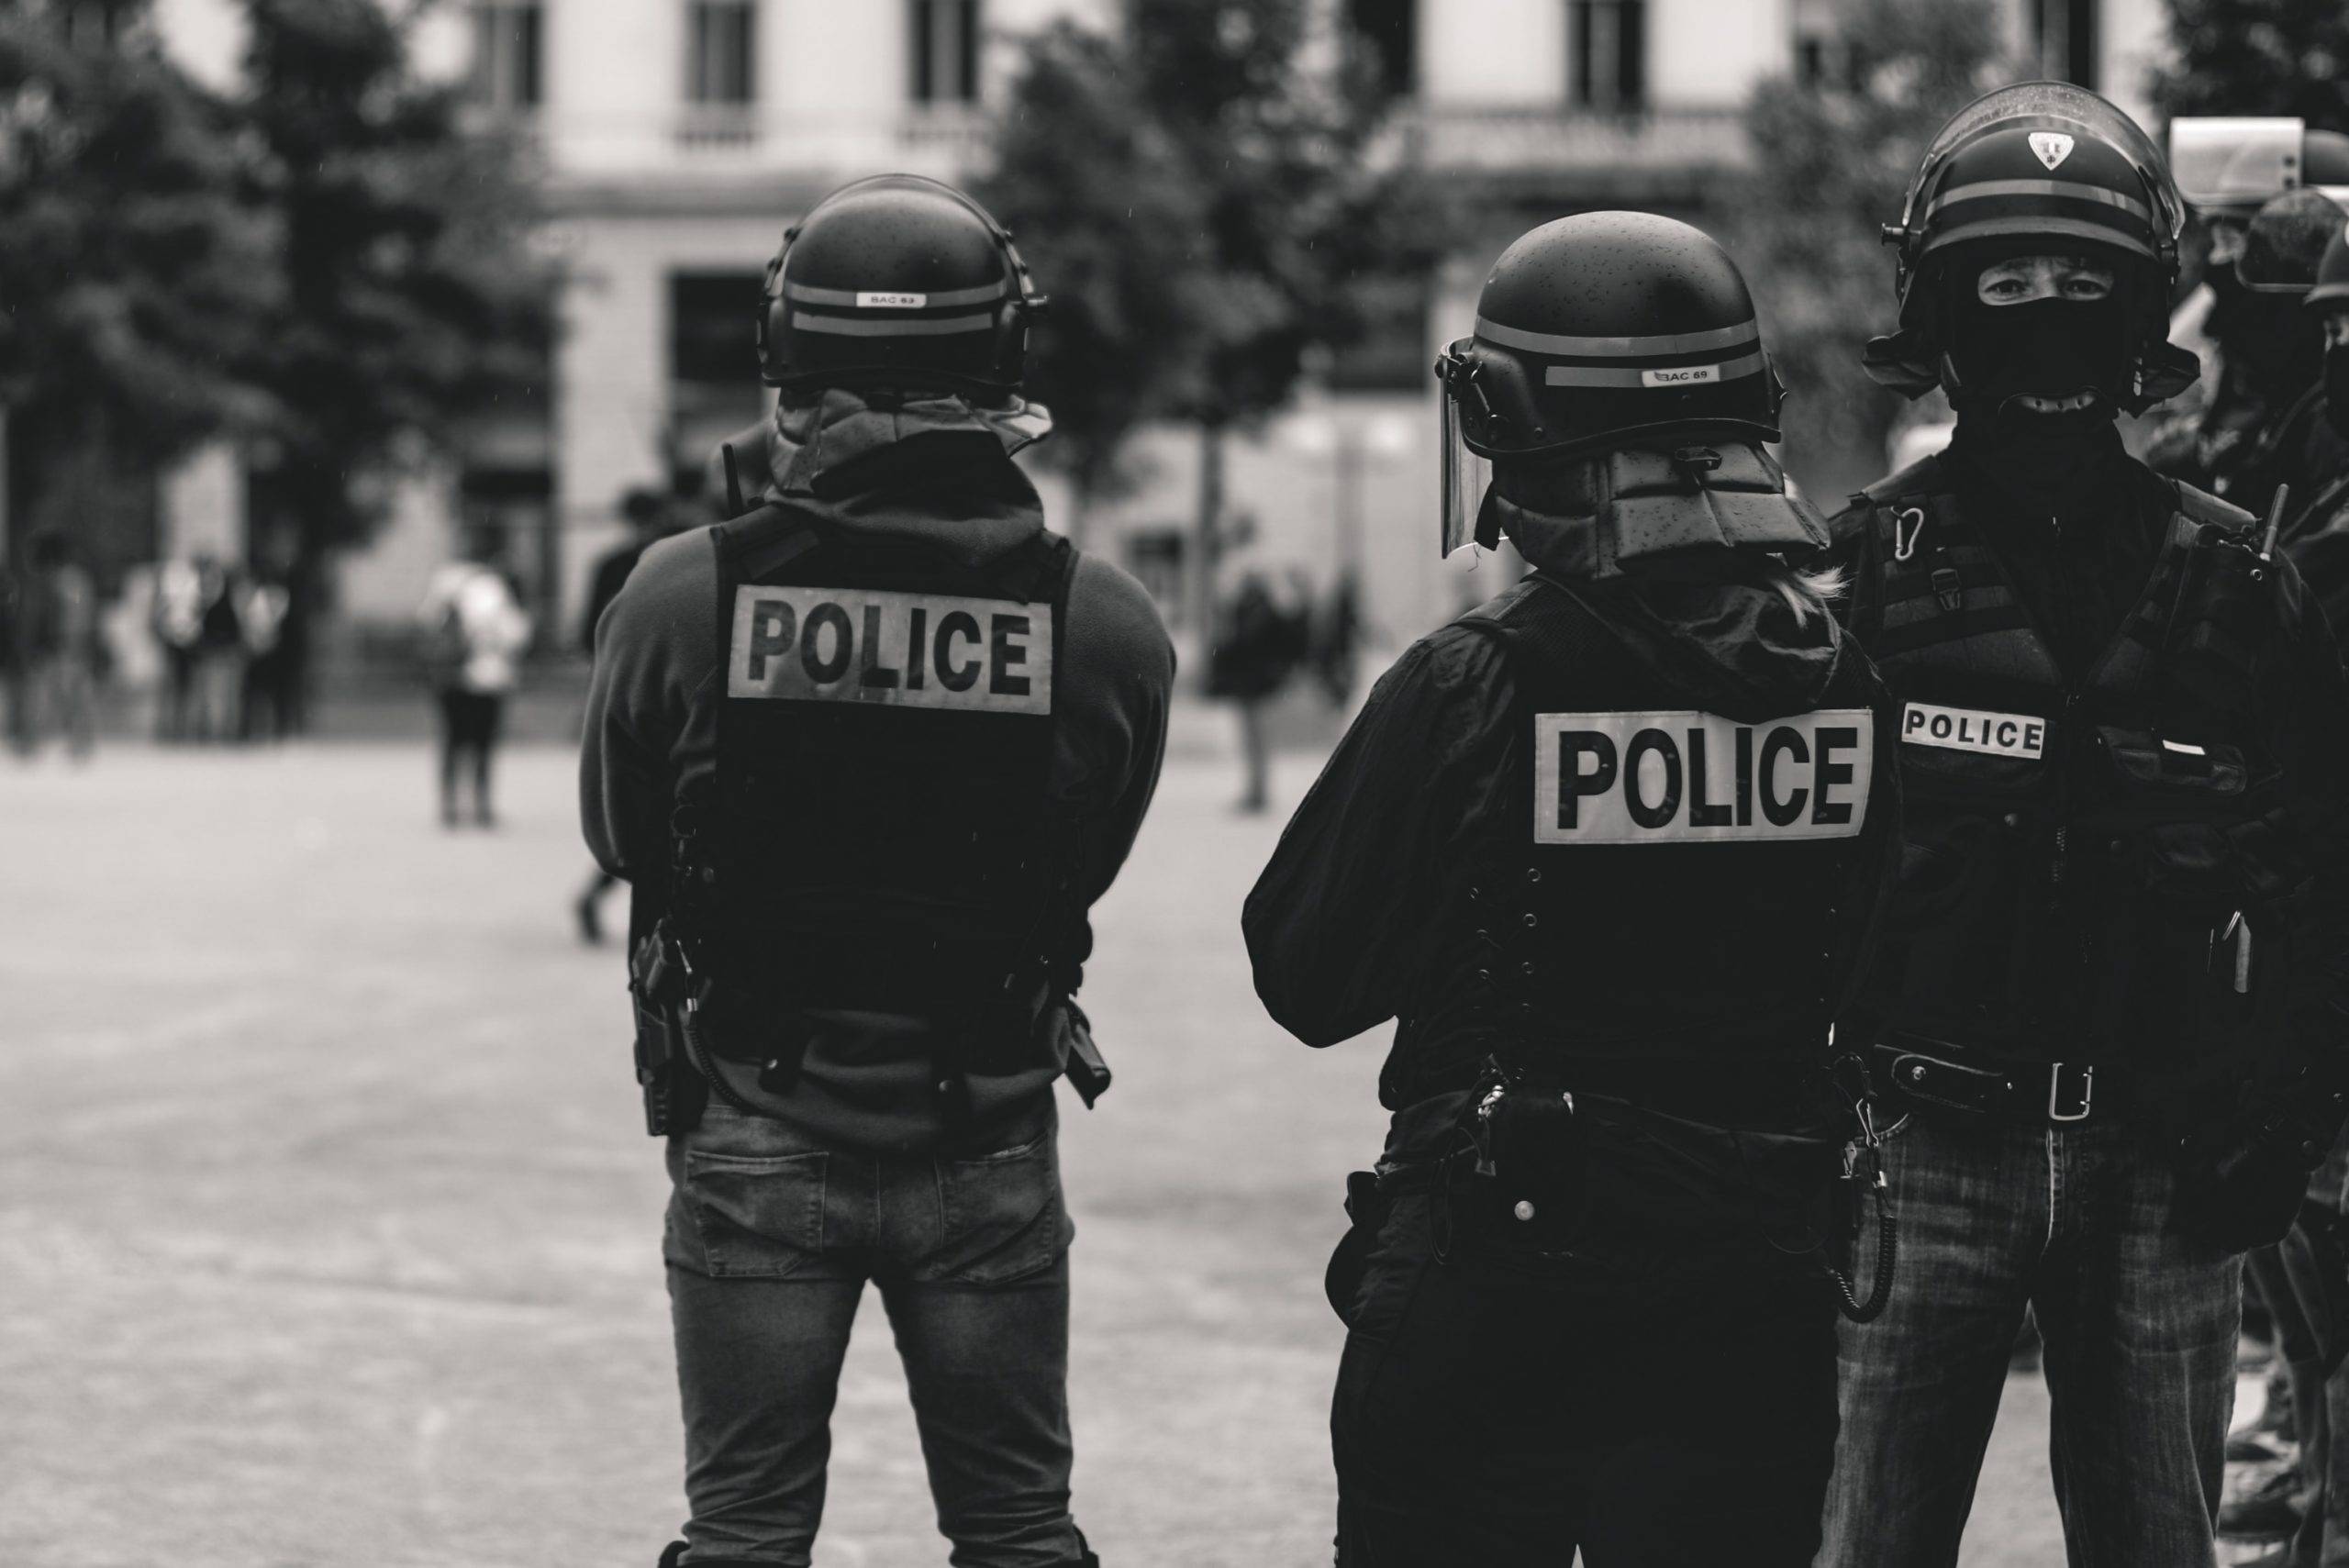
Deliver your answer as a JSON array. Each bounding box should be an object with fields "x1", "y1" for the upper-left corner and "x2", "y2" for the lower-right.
[{"x1": 0, "y1": 736, "x2": 2223, "y2": 1566}]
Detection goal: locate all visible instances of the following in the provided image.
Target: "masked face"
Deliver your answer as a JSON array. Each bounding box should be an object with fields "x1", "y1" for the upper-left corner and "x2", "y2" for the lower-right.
[{"x1": 1947, "y1": 254, "x2": 2134, "y2": 425}]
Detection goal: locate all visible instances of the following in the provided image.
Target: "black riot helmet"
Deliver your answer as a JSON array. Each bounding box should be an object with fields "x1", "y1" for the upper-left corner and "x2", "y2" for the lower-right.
[
  {"x1": 2308, "y1": 214, "x2": 2349, "y2": 315},
  {"x1": 2239, "y1": 188, "x2": 2347, "y2": 295},
  {"x1": 1866, "y1": 82, "x2": 2196, "y2": 413},
  {"x1": 756, "y1": 174, "x2": 1045, "y2": 398},
  {"x1": 1434, "y1": 212, "x2": 1785, "y2": 555}
]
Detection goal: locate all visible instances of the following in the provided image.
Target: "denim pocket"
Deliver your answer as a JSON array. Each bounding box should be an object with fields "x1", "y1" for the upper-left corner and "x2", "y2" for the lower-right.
[
  {"x1": 919, "y1": 1131, "x2": 1070, "y2": 1285},
  {"x1": 678, "y1": 1149, "x2": 830, "y2": 1279}
]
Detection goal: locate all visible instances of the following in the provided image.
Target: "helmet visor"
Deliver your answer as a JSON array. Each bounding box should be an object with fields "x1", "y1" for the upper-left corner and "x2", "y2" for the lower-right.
[
  {"x1": 1906, "y1": 82, "x2": 2186, "y2": 254},
  {"x1": 2170, "y1": 117, "x2": 2304, "y2": 212},
  {"x1": 1438, "y1": 343, "x2": 1493, "y2": 560}
]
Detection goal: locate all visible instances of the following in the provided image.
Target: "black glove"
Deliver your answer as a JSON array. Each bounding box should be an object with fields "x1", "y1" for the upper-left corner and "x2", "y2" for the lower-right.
[{"x1": 2177, "y1": 1071, "x2": 2347, "y2": 1252}]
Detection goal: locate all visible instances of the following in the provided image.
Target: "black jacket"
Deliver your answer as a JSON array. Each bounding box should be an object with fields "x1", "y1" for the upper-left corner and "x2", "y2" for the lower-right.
[{"x1": 1246, "y1": 501, "x2": 1900, "y2": 1156}]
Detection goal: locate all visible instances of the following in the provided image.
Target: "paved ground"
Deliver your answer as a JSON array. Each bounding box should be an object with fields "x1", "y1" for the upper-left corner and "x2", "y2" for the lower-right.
[{"x1": 0, "y1": 733, "x2": 2235, "y2": 1566}]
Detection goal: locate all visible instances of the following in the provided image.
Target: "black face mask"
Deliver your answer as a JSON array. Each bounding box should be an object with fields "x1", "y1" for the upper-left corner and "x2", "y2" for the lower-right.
[
  {"x1": 2326, "y1": 342, "x2": 2349, "y2": 441},
  {"x1": 2221, "y1": 294, "x2": 2326, "y2": 407},
  {"x1": 1946, "y1": 295, "x2": 2134, "y2": 427}
]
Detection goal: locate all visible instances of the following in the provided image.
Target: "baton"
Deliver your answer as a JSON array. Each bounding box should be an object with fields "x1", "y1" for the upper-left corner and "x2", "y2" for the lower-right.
[{"x1": 2260, "y1": 483, "x2": 2290, "y2": 566}]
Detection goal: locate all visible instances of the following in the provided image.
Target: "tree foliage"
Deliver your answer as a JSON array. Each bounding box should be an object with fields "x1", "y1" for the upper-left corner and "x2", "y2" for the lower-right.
[
  {"x1": 0, "y1": 0, "x2": 552, "y2": 565},
  {"x1": 2154, "y1": 0, "x2": 2349, "y2": 129},
  {"x1": 0, "y1": 5, "x2": 280, "y2": 538},
  {"x1": 978, "y1": 0, "x2": 1444, "y2": 542},
  {"x1": 1731, "y1": 0, "x2": 2009, "y2": 496},
  {"x1": 238, "y1": 0, "x2": 554, "y2": 558}
]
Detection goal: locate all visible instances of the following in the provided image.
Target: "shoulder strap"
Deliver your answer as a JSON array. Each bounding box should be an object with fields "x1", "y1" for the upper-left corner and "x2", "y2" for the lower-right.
[{"x1": 1856, "y1": 452, "x2": 1946, "y2": 510}]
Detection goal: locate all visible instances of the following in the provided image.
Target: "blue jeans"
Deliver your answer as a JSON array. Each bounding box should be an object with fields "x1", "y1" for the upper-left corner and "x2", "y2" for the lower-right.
[
  {"x1": 1818, "y1": 1109, "x2": 2243, "y2": 1568},
  {"x1": 662, "y1": 1103, "x2": 1084, "y2": 1568}
]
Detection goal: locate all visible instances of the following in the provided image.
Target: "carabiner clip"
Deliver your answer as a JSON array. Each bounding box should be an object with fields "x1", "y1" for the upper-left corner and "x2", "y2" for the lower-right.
[{"x1": 1893, "y1": 506, "x2": 1926, "y2": 563}]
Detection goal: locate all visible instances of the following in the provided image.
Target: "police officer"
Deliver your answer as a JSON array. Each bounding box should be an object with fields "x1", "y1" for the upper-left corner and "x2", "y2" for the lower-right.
[
  {"x1": 2152, "y1": 120, "x2": 2349, "y2": 494},
  {"x1": 581, "y1": 174, "x2": 1174, "y2": 1568},
  {"x1": 1244, "y1": 211, "x2": 1904, "y2": 1565},
  {"x1": 1818, "y1": 83, "x2": 2349, "y2": 1566},
  {"x1": 2188, "y1": 189, "x2": 2349, "y2": 522},
  {"x1": 2284, "y1": 219, "x2": 2349, "y2": 629}
]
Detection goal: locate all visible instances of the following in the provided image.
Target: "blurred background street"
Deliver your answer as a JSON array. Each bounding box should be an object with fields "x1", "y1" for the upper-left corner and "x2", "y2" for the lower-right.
[{"x1": 6, "y1": 731, "x2": 2090, "y2": 1568}]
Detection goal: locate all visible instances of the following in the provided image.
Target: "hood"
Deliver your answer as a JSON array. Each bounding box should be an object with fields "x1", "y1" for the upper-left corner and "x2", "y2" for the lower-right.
[
  {"x1": 1504, "y1": 566, "x2": 1846, "y2": 728},
  {"x1": 1568, "y1": 574, "x2": 1847, "y2": 723},
  {"x1": 761, "y1": 387, "x2": 1055, "y2": 567}
]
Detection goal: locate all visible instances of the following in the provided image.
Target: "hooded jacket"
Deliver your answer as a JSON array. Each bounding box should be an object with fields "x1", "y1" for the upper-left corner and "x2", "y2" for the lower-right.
[
  {"x1": 1244, "y1": 484, "x2": 1901, "y2": 1161},
  {"x1": 581, "y1": 390, "x2": 1174, "y2": 1154}
]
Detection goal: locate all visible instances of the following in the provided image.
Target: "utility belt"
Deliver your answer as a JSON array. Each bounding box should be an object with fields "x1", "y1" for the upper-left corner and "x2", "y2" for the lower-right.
[
  {"x1": 1871, "y1": 1040, "x2": 2131, "y2": 1126},
  {"x1": 1331, "y1": 1053, "x2": 1897, "y2": 1325},
  {"x1": 626, "y1": 916, "x2": 1111, "y2": 1137}
]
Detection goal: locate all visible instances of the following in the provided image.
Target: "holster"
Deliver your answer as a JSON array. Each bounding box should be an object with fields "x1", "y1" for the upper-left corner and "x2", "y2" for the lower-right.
[
  {"x1": 1055, "y1": 999, "x2": 1113, "y2": 1108},
  {"x1": 629, "y1": 926, "x2": 707, "y2": 1138},
  {"x1": 1463, "y1": 1065, "x2": 1589, "y2": 1251}
]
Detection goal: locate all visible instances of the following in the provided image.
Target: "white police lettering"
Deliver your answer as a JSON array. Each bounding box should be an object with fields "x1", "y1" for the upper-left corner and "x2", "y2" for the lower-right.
[
  {"x1": 1900, "y1": 700, "x2": 2045, "y2": 759},
  {"x1": 728, "y1": 585, "x2": 1052, "y2": 715},
  {"x1": 1642, "y1": 365, "x2": 1721, "y2": 388},
  {"x1": 857, "y1": 292, "x2": 928, "y2": 309},
  {"x1": 1531, "y1": 709, "x2": 1874, "y2": 845}
]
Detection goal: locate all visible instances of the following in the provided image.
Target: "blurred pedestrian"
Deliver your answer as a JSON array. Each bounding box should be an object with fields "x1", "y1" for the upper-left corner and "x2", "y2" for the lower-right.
[
  {"x1": 15, "y1": 529, "x2": 100, "y2": 761},
  {"x1": 0, "y1": 562, "x2": 23, "y2": 753},
  {"x1": 238, "y1": 569, "x2": 295, "y2": 743},
  {"x1": 1247, "y1": 212, "x2": 1900, "y2": 1568},
  {"x1": 573, "y1": 487, "x2": 675, "y2": 942},
  {"x1": 1308, "y1": 570, "x2": 1364, "y2": 709},
  {"x1": 419, "y1": 528, "x2": 532, "y2": 828},
  {"x1": 1206, "y1": 567, "x2": 1308, "y2": 812},
  {"x1": 150, "y1": 555, "x2": 206, "y2": 741},
  {"x1": 585, "y1": 173, "x2": 1169, "y2": 1568},
  {"x1": 189, "y1": 555, "x2": 246, "y2": 742}
]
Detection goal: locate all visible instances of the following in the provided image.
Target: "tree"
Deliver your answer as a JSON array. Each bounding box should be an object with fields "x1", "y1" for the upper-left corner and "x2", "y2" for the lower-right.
[
  {"x1": 1730, "y1": 0, "x2": 2010, "y2": 498},
  {"x1": 974, "y1": 22, "x2": 1209, "y2": 543},
  {"x1": 980, "y1": 0, "x2": 1442, "y2": 618},
  {"x1": 0, "y1": 3, "x2": 279, "y2": 565},
  {"x1": 235, "y1": 0, "x2": 554, "y2": 568},
  {"x1": 2154, "y1": 0, "x2": 2349, "y2": 129}
]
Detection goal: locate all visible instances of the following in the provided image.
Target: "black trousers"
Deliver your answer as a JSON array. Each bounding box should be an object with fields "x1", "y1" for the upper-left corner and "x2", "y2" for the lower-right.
[
  {"x1": 436, "y1": 688, "x2": 505, "y2": 817},
  {"x1": 1330, "y1": 1168, "x2": 1841, "y2": 1566}
]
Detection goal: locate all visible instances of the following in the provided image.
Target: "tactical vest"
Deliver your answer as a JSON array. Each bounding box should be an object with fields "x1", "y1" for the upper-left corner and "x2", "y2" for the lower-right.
[
  {"x1": 1845, "y1": 461, "x2": 2301, "y2": 1075},
  {"x1": 1386, "y1": 573, "x2": 1894, "y2": 1113},
  {"x1": 676, "y1": 504, "x2": 1080, "y2": 1073}
]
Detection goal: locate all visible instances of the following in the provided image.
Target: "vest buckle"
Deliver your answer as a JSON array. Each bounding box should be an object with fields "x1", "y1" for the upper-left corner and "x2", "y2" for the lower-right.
[{"x1": 1932, "y1": 564, "x2": 1965, "y2": 614}]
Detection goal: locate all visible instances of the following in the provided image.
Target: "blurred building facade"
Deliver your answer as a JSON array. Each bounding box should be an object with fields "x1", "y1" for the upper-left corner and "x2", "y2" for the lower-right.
[{"x1": 151, "y1": 0, "x2": 2168, "y2": 661}]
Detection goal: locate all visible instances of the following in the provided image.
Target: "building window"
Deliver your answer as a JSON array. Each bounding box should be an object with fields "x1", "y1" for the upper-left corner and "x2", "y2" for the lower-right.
[
  {"x1": 1569, "y1": 0, "x2": 1645, "y2": 112},
  {"x1": 2032, "y1": 0, "x2": 2099, "y2": 92},
  {"x1": 687, "y1": 0, "x2": 758, "y2": 106},
  {"x1": 473, "y1": 1, "x2": 543, "y2": 111},
  {"x1": 55, "y1": 0, "x2": 134, "y2": 47},
  {"x1": 671, "y1": 272, "x2": 765, "y2": 384},
  {"x1": 909, "y1": 0, "x2": 983, "y2": 105},
  {"x1": 1346, "y1": 0, "x2": 1416, "y2": 96}
]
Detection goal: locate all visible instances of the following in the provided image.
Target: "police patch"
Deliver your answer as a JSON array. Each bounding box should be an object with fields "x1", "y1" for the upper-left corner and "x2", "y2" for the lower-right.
[
  {"x1": 1532, "y1": 710, "x2": 1873, "y2": 845},
  {"x1": 1899, "y1": 701, "x2": 2044, "y2": 759},
  {"x1": 728, "y1": 585, "x2": 1053, "y2": 715}
]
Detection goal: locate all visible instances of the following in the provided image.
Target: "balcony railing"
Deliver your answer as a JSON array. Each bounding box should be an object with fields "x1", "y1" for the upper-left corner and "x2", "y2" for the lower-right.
[
  {"x1": 674, "y1": 102, "x2": 762, "y2": 155},
  {"x1": 1398, "y1": 102, "x2": 1751, "y2": 173}
]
